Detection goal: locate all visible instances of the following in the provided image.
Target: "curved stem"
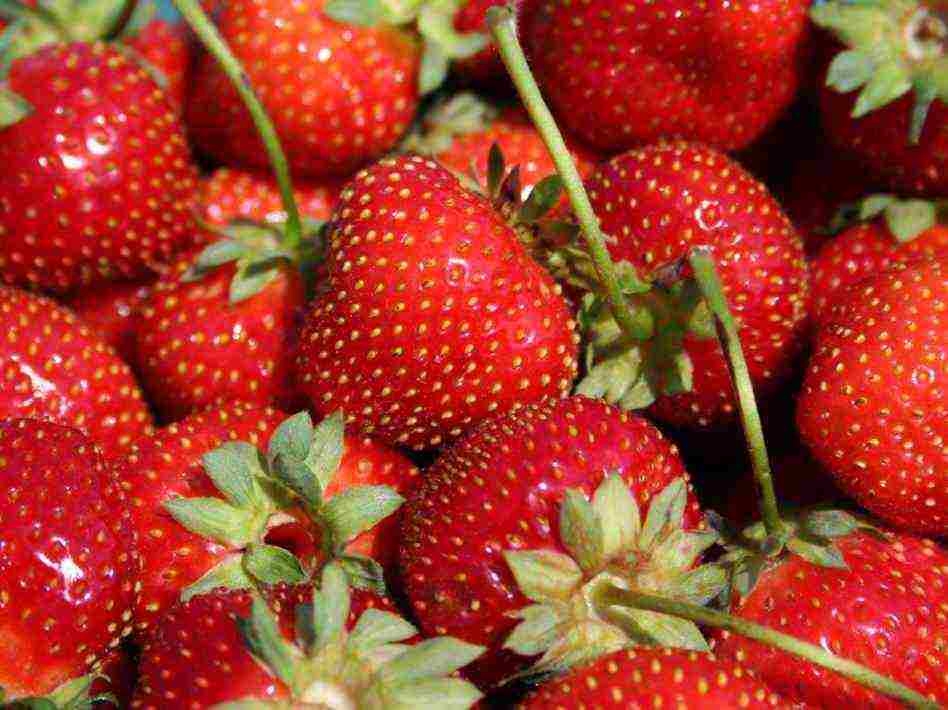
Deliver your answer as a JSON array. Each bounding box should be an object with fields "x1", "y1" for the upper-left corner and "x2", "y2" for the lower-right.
[
  {"x1": 486, "y1": 6, "x2": 647, "y2": 345},
  {"x1": 687, "y1": 249, "x2": 783, "y2": 540},
  {"x1": 0, "y1": 0, "x2": 72, "y2": 39},
  {"x1": 172, "y1": 0, "x2": 303, "y2": 251},
  {"x1": 602, "y1": 587, "x2": 939, "y2": 710}
]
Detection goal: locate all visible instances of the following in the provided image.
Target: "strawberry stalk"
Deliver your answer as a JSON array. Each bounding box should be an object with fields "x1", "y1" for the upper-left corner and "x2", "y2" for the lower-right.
[
  {"x1": 0, "y1": 0, "x2": 66, "y2": 33},
  {"x1": 687, "y1": 249, "x2": 784, "y2": 540},
  {"x1": 171, "y1": 0, "x2": 304, "y2": 250},
  {"x1": 486, "y1": 5, "x2": 650, "y2": 343},
  {"x1": 598, "y1": 587, "x2": 938, "y2": 709}
]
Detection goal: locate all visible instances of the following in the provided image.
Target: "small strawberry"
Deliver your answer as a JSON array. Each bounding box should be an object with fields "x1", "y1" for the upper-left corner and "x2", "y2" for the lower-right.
[
  {"x1": 715, "y1": 524, "x2": 948, "y2": 708},
  {"x1": 187, "y1": 0, "x2": 420, "y2": 178},
  {"x1": 296, "y1": 154, "x2": 580, "y2": 450},
  {"x1": 120, "y1": 16, "x2": 192, "y2": 109},
  {"x1": 573, "y1": 142, "x2": 809, "y2": 429},
  {"x1": 399, "y1": 396, "x2": 717, "y2": 690},
  {"x1": 0, "y1": 41, "x2": 200, "y2": 292},
  {"x1": 0, "y1": 419, "x2": 139, "y2": 700},
  {"x1": 65, "y1": 277, "x2": 155, "y2": 364},
  {"x1": 797, "y1": 258, "x2": 948, "y2": 536},
  {"x1": 519, "y1": 647, "x2": 794, "y2": 709},
  {"x1": 0, "y1": 285, "x2": 153, "y2": 451},
  {"x1": 523, "y1": 0, "x2": 811, "y2": 153},
  {"x1": 126, "y1": 404, "x2": 414, "y2": 633},
  {"x1": 133, "y1": 566, "x2": 484, "y2": 709},
  {"x1": 809, "y1": 194, "x2": 948, "y2": 324},
  {"x1": 810, "y1": 0, "x2": 947, "y2": 195}
]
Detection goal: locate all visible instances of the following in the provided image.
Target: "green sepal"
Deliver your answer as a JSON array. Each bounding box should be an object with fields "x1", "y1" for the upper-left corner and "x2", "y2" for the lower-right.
[
  {"x1": 163, "y1": 496, "x2": 259, "y2": 547},
  {"x1": 201, "y1": 442, "x2": 267, "y2": 509},
  {"x1": 336, "y1": 554, "x2": 389, "y2": 595},
  {"x1": 237, "y1": 596, "x2": 300, "y2": 689},
  {"x1": 852, "y1": 61, "x2": 912, "y2": 118},
  {"x1": 558, "y1": 489, "x2": 605, "y2": 573},
  {"x1": 303, "y1": 410, "x2": 346, "y2": 493},
  {"x1": 320, "y1": 485, "x2": 405, "y2": 551},
  {"x1": 323, "y1": 0, "x2": 388, "y2": 25},
  {"x1": 179, "y1": 554, "x2": 254, "y2": 603},
  {"x1": 380, "y1": 637, "x2": 485, "y2": 686},
  {"x1": 349, "y1": 608, "x2": 418, "y2": 651},
  {"x1": 503, "y1": 549, "x2": 582, "y2": 604},
  {"x1": 884, "y1": 198, "x2": 936, "y2": 242},
  {"x1": 827, "y1": 193, "x2": 942, "y2": 241},
  {"x1": 418, "y1": 41, "x2": 449, "y2": 96},
  {"x1": 415, "y1": 0, "x2": 487, "y2": 93},
  {"x1": 487, "y1": 142, "x2": 505, "y2": 198},
  {"x1": 638, "y1": 478, "x2": 687, "y2": 552},
  {"x1": 592, "y1": 473, "x2": 641, "y2": 559},
  {"x1": 67, "y1": 0, "x2": 133, "y2": 42},
  {"x1": 0, "y1": 86, "x2": 31, "y2": 129},
  {"x1": 382, "y1": 677, "x2": 484, "y2": 710},
  {"x1": 2, "y1": 673, "x2": 116, "y2": 710},
  {"x1": 502, "y1": 604, "x2": 563, "y2": 656},
  {"x1": 404, "y1": 92, "x2": 499, "y2": 156},
  {"x1": 518, "y1": 175, "x2": 563, "y2": 223},
  {"x1": 229, "y1": 258, "x2": 282, "y2": 303},
  {"x1": 312, "y1": 562, "x2": 352, "y2": 646},
  {"x1": 604, "y1": 606, "x2": 709, "y2": 652},
  {"x1": 243, "y1": 543, "x2": 307, "y2": 585},
  {"x1": 269, "y1": 411, "x2": 316, "y2": 464},
  {"x1": 181, "y1": 239, "x2": 248, "y2": 281},
  {"x1": 786, "y1": 536, "x2": 848, "y2": 569}
]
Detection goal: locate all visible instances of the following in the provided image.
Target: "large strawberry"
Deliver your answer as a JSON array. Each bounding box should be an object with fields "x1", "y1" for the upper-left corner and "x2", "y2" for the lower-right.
[
  {"x1": 186, "y1": 0, "x2": 420, "y2": 178},
  {"x1": 296, "y1": 154, "x2": 579, "y2": 450},
  {"x1": 126, "y1": 404, "x2": 414, "y2": 633},
  {"x1": 519, "y1": 647, "x2": 794, "y2": 709},
  {"x1": 399, "y1": 396, "x2": 718, "y2": 690},
  {"x1": 809, "y1": 195, "x2": 948, "y2": 324},
  {"x1": 0, "y1": 419, "x2": 139, "y2": 700},
  {"x1": 133, "y1": 567, "x2": 484, "y2": 709},
  {"x1": 798, "y1": 258, "x2": 948, "y2": 536},
  {"x1": 574, "y1": 142, "x2": 809, "y2": 429},
  {"x1": 715, "y1": 523, "x2": 948, "y2": 708},
  {"x1": 522, "y1": 0, "x2": 811, "y2": 153},
  {"x1": 66, "y1": 277, "x2": 155, "y2": 364},
  {"x1": 0, "y1": 41, "x2": 199, "y2": 292},
  {"x1": 0, "y1": 285, "x2": 153, "y2": 451},
  {"x1": 810, "y1": 0, "x2": 947, "y2": 195}
]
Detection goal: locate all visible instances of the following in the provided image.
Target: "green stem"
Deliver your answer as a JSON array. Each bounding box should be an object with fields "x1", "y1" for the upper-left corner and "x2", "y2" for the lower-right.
[
  {"x1": 687, "y1": 249, "x2": 783, "y2": 540},
  {"x1": 602, "y1": 587, "x2": 939, "y2": 710},
  {"x1": 486, "y1": 6, "x2": 648, "y2": 344},
  {"x1": 0, "y1": 0, "x2": 72, "y2": 39},
  {"x1": 172, "y1": 0, "x2": 303, "y2": 251}
]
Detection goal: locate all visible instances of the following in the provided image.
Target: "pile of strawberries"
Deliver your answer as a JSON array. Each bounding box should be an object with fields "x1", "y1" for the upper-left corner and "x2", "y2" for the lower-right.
[{"x1": 0, "y1": 0, "x2": 946, "y2": 707}]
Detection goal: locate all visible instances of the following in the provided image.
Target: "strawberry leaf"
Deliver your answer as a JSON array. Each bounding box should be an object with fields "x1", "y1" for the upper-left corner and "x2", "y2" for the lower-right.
[
  {"x1": 202, "y1": 442, "x2": 267, "y2": 509},
  {"x1": 826, "y1": 48, "x2": 875, "y2": 93},
  {"x1": 271, "y1": 454, "x2": 322, "y2": 510},
  {"x1": 243, "y1": 543, "x2": 306, "y2": 584},
  {"x1": 639, "y1": 478, "x2": 687, "y2": 552},
  {"x1": 179, "y1": 555, "x2": 254, "y2": 603},
  {"x1": 312, "y1": 562, "x2": 352, "y2": 646},
  {"x1": 787, "y1": 537, "x2": 849, "y2": 569},
  {"x1": 801, "y1": 508, "x2": 861, "y2": 538},
  {"x1": 336, "y1": 553, "x2": 388, "y2": 595},
  {"x1": 380, "y1": 637, "x2": 485, "y2": 685},
  {"x1": 268, "y1": 411, "x2": 316, "y2": 463},
  {"x1": 237, "y1": 597, "x2": 299, "y2": 689},
  {"x1": 321, "y1": 485, "x2": 405, "y2": 550},
  {"x1": 164, "y1": 497, "x2": 258, "y2": 547},
  {"x1": 503, "y1": 550, "x2": 582, "y2": 604},
  {"x1": 349, "y1": 608, "x2": 417, "y2": 650},
  {"x1": 182, "y1": 239, "x2": 248, "y2": 282},
  {"x1": 229, "y1": 260, "x2": 281, "y2": 303},
  {"x1": 304, "y1": 410, "x2": 346, "y2": 491},
  {"x1": 503, "y1": 604, "x2": 564, "y2": 656},
  {"x1": 558, "y1": 489, "x2": 605, "y2": 573},
  {"x1": 592, "y1": 473, "x2": 641, "y2": 558}
]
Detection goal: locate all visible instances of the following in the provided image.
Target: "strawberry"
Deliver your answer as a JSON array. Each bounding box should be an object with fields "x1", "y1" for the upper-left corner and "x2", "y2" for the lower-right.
[
  {"x1": 715, "y1": 526, "x2": 948, "y2": 708},
  {"x1": 522, "y1": 0, "x2": 811, "y2": 153},
  {"x1": 809, "y1": 195, "x2": 948, "y2": 324},
  {"x1": 451, "y1": 0, "x2": 533, "y2": 84},
  {"x1": 186, "y1": 0, "x2": 420, "y2": 178},
  {"x1": 65, "y1": 277, "x2": 155, "y2": 364},
  {"x1": 399, "y1": 395, "x2": 717, "y2": 690},
  {"x1": 121, "y1": 17, "x2": 193, "y2": 109},
  {"x1": 574, "y1": 142, "x2": 809, "y2": 429},
  {"x1": 0, "y1": 42, "x2": 200, "y2": 292},
  {"x1": 0, "y1": 419, "x2": 139, "y2": 700},
  {"x1": 125, "y1": 404, "x2": 414, "y2": 633},
  {"x1": 810, "y1": 0, "x2": 947, "y2": 195},
  {"x1": 519, "y1": 647, "x2": 793, "y2": 709},
  {"x1": 133, "y1": 567, "x2": 484, "y2": 709},
  {"x1": 797, "y1": 258, "x2": 948, "y2": 536},
  {"x1": 296, "y1": 154, "x2": 580, "y2": 450},
  {"x1": 0, "y1": 285, "x2": 153, "y2": 451}
]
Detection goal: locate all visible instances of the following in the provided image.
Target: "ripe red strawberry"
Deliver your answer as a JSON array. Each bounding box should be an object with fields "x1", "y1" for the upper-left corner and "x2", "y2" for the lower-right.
[
  {"x1": 399, "y1": 396, "x2": 714, "y2": 690},
  {"x1": 451, "y1": 0, "x2": 533, "y2": 84},
  {"x1": 186, "y1": 0, "x2": 420, "y2": 178},
  {"x1": 0, "y1": 285, "x2": 153, "y2": 451},
  {"x1": 121, "y1": 18, "x2": 192, "y2": 109},
  {"x1": 66, "y1": 277, "x2": 155, "y2": 364},
  {"x1": 296, "y1": 154, "x2": 579, "y2": 450},
  {"x1": 519, "y1": 647, "x2": 794, "y2": 709},
  {"x1": 125, "y1": 404, "x2": 416, "y2": 633},
  {"x1": 576, "y1": 142, "x2": 809, "y2": 429},
  {"x1": 797, "y1": 259, "x2": 948, "y2": 535},
  {"x1": 714, "y1": 529, "x2": 948, "y2": 708},
  {"x1": 0, "y1": 419, "x2": 139, "y2": 700},
  {"x1": 811, "y1": 0, "x2": 947, "y2": 195},
  {"x1": 133, "y1": 570, "x2": 483, "y2": 709},
  {"x1": 809, "y1": 196, "x2": 948, "y2": 324},
  {"x1": 523, "y1": 0, "x2": 811, "y2": 153},
  {"x1": 0, "y1": 42, "x2": 199, "y2": 292}
]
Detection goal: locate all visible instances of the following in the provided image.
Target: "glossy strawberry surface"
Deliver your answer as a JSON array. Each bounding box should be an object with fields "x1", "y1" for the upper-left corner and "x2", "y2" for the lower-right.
[
  {"x1": 122, "y1": 18, "x2": 192, "y2": 109},
  {"x1": 66, "y1": 277, "x2": 155, "y2": 365}
]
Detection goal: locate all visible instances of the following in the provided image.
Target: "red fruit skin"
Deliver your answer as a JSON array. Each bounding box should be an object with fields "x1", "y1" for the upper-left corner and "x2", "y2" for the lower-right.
[
  {"x1": 122, "y1": 19, "x2": 192, "y2": 109},
  {"x1": 133, "y1": 584, "x2": 407, "y2": 708},
  {"x1": 0, "y1": 419, "x2": 139, "y2": 698},
  {"x1": 714, "y1": 531, "x2": 948, "y2": 708},
  {"x1": 135, "y1": 252, "x2": 306, "y2": 420},
  {"x1": 452, "y1": 0, "x2": 534, "y2": 84},
  {"x1": 584, "y1": 143, "x2": 809, "y2": 428},
  {"x1": 186, "y1": 0, "x2": 420, "y2": 178},
  {"x1": 66, "y1": 278, "x2": 154, "y2": 364},
  {"x1": 524, "y1": 0, "x2": 810, "y2": 153},
  {"x1": 0, "y1": 43, "x2": 199, "y2": 293},
  {"x1": 0, "y1": 285, "x2": 154, "y2": 452},
  {"x1": 399, "y1": 395, "x2": 703, "y2": 689},
  {"x1": 809, "y1": 221, "x2": 948, "y2": 325},
  {"x1": 519, "y1": 647, "x2": 794, "y2": 709},
  {"x1": 798, "y1": 260, "x2": 948, "y2": 535},
  {"x1": 296, "y1": 155, "x2": 580, "y2": 450},
  {"x1": 821, "y1": 84, "x2": 948, "y2": 197}
]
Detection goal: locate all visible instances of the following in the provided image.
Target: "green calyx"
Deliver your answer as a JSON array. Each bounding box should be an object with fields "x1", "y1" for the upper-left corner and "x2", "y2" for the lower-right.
[
  {"x1": 827, "y1": 193, "x2": 948, "y2": 241},
  {"x1": 211, "y1": 563, "x2": 485, "y2": 710},
  {"x1": 166, "y1": 411, "x2": 405, "y2": 601},
  {"x1": 324, "y1": 0, "x2": 488, "y2": 94},
  {"x1": 811, "y1": 0, "x2": 948, "y2": 142},
  {"x1": 0, "y1": 674, "x2": 116, "y2": 709},
  {"x1": 401, "y1": 92, "x2": 500, "y2": 156},
  {"x1": 501, "y1": 475, "x2": 725, "y2": 681}
]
